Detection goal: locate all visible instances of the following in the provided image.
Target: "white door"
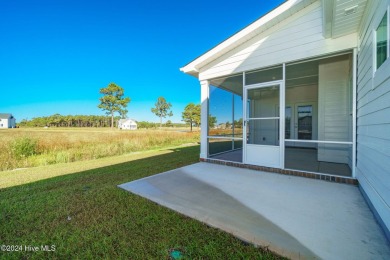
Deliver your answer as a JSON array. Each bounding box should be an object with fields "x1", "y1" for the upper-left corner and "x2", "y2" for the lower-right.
[{"x1": 244, "y1": 82, "x2": 283, "y2": 168}]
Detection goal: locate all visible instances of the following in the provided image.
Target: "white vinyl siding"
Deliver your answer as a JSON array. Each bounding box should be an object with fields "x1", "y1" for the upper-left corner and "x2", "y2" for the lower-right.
[
  {"x1": 318, "y1": 57, "x2": 352, "y2": 164},
  {"x1": 198, "y1": 1, "x2": 358, "y2": 80},
  {"x1": 357, "y1": 0, "x2": 390, "y2": 232},
  {"x1": 0, "y1": 119, "x2": 9, "y2": 128}
]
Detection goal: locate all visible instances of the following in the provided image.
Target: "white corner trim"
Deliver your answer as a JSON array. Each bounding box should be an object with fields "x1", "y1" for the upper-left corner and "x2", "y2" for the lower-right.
[
  {"x1": 200, "y1": 80, "x2": 209, "y2": 158},
  {"x1": 321, "y1": 0, "x2": 334, "y2": 38}
]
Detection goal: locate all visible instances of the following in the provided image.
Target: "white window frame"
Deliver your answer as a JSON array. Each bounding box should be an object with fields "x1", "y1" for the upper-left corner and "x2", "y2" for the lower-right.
[{"x1": 373, "y1": 7, "x2": 390, "y2": 79}]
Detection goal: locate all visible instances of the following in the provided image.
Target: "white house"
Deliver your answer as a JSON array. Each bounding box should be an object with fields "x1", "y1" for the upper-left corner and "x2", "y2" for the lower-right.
[
  {"x1": 181, "y1": 0, "x2": 390, "y2": 241},
  {"x1": 0, "y1": 113, "x2": 16, "y2": 128},
  {"x1": 118, "y1": 118, "x2": 137, "y2": 130}
]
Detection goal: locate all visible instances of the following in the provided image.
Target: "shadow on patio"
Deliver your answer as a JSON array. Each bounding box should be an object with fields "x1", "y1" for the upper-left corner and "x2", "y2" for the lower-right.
[{"x1": 119, "y1": 162, "x2": 390, "y2": 259}]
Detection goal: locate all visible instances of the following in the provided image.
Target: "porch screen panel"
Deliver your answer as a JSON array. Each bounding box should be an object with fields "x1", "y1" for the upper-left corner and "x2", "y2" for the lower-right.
[
  {"x1": 284, "y1": 54, "x2": 353, "y2": 177},
  {"x1": 246, "y1": 85, "x2": 280, "y2": 146},
  {"x1": 233, "y1": 94, "x2": 243, "y2": 139},
  {"x1": 208, "y1": 138, "x2": 235, "y2": 155},
  {"x1": 285, "y1": 142, "x2": 352, "y2": 176},
  {"x1": 247, "y1": 119, "x2": 279, "y2": 146},
  {"x1": 245, "y1": 65, "x2": 283, "y2": 85},
  {"x1": 208, "y1": 85, "x2": 233, "y2": 137},
  {"x1": 208, "y1": 74, "x2": 243, "y2": 159}
]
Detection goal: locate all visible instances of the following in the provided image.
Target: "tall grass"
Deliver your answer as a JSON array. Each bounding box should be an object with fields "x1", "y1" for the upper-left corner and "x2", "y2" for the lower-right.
[{"x1": 0, "y1": 128, "x2": 199, "y2": 171}]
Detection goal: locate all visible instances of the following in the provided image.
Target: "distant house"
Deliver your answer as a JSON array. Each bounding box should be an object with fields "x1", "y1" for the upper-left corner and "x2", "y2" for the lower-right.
[
  {"x1": 216, "y1": 123, "x2": 227, "y2": 129},
  {"x1": 0, "y1": 113, "x2": 16, "y2": 128},
  {"x1": 118, "y1": 119, "x2": 137, "y2": 130}
]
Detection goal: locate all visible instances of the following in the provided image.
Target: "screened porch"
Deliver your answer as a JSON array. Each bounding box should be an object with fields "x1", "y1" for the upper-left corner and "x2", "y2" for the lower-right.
[{"x1": 207, "y1": 53, "x2": 354, "y2": 178}]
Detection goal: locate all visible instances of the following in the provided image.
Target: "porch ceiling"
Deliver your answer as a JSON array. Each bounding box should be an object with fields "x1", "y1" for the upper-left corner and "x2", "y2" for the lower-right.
[
  {"x1": 286, "y1": 59, "x2": 319, "y2": 87},
  {"x1": 209, "y1": 74, "x2": 243, "y2": 96}
]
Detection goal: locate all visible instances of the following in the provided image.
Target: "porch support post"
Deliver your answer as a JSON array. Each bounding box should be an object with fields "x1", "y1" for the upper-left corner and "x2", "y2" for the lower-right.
[
  {"x1": 280, "y1": 63, "x2": 286, "y2": 169},
  {"x1": 352, "y1": 48, "x2": 357, "y2": 178},
  {"x1": 200, "y1": 80, "x2": 209, "y2": 159}
]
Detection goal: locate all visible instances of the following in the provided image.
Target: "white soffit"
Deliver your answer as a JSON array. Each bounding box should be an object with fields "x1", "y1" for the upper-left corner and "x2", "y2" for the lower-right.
[
  {"x1": 322, "y1": 0, "x2": 368, "y2": 39},
  {"x1": 180, "y1": 0, "x2": 318, "y2": 76}
]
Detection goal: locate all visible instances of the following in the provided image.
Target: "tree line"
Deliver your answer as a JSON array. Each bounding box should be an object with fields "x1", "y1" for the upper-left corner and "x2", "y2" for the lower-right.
[
  {"x1": 18, "y1": 114, "x2": 122, "y2": 128},
  {"x1": 18, "y1": 115, "x2": 191, "y2": 129},
  {"x1": 17, "y1": 103, "x2": 216, "y2": 131},
  {"x1": 19, "y1": 83, "x2": 203, "y2": 130}
]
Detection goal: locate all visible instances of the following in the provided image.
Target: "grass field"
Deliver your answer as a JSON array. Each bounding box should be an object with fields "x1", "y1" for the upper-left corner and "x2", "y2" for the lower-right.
[
  {"x1": 0, "y1": 145, "x2": 280, "y2": 259},
  {"x1": 0, "y1": 128, "x2": 200, "y2": 171}
]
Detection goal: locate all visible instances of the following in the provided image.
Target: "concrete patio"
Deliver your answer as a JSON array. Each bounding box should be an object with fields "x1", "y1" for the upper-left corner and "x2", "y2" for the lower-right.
[{"x1": 118, "y1": 162, "x2": 390, "y2": 259}]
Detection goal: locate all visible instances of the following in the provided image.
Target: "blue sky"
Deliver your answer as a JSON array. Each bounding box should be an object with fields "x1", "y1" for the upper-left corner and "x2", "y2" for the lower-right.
[{"x1": 0, "y1": 0, "x2": 284, "y2": 123}]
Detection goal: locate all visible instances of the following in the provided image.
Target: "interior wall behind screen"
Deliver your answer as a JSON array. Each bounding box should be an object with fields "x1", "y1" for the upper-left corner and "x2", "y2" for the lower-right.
[
  {"x1": 286, "y1": 84, "x2": 319, "y2": 141},
  {"x1": 318, "y1": 55, "x2": 352, "y2": 164}
]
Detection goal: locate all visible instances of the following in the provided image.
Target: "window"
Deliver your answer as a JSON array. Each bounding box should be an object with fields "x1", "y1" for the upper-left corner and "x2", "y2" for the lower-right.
[{"x1": 376, "y1": 12, "x2": 388, "y2": 69}]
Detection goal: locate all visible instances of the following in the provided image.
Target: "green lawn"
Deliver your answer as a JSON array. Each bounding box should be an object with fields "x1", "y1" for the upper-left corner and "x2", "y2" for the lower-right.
[{"x1": 0, "y1": 145, "x2": 280, "y2": 259}]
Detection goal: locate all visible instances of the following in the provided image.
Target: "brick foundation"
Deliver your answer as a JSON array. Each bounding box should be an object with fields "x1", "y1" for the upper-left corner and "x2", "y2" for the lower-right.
[{"x1": 200, "y1": 157, "x2": 358, "y2": 185}]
